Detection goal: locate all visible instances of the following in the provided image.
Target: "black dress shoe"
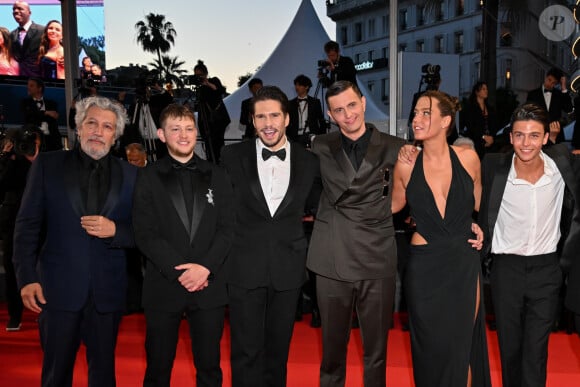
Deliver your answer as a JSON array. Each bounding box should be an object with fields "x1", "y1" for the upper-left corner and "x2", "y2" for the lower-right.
[{"x1": 310, "y1": 309, "x2": 321, "y2": 328}]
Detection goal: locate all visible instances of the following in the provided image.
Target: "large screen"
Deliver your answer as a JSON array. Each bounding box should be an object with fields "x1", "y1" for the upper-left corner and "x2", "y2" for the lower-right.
[{"x1": 0, "y1": 0, "x2": 105, "y2": 80}]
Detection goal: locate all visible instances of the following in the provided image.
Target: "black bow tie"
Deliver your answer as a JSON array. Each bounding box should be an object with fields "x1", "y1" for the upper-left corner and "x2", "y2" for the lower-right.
[
  {"x1": 544, "y1": 89, "x2": 552, "y2": 94},
  {"x1": 172, "y1": 159, "x2": 197, "y2": 171},
  {"x1": 298, "y1": 98, "x2": 307, "y2": 102},
  {"x1": 17, "y1": 26, "x2": 25, "y2": 32},
  {"x1": 262, "y1": 148, "x2": 286, "y2": 161}
]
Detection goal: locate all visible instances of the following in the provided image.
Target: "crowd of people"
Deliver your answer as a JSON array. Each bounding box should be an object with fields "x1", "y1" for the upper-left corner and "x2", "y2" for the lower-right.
[{"x1": 1, "y1": 17, "x2": 580, "y2": 387}]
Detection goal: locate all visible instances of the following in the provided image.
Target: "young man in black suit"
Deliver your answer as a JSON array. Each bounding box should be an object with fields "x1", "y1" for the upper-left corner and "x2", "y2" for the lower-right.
[
  {"x1": 13, "y1": 96, "x2": 137, "y2": 387},
  {"x1": 526, "y1": 67, "x2": 573, "y2": 144},
  {"x1": 287, "y1": 74, "x2": 326, "y2": 147},
  {"x1": 132, "y1": 104, "x2": 235, "y2": 387},
  {"x1": 221, "y1": 86, "x2": 321, "y2": 387},
  {"x1": 239, "y1": 77, "x2": 262, "y2": 140},
  {"x1": 10, "y1": 1, "x2": 43, "y2": 77},
  {"x1": 479, "y1": 103, "x2": 580, "y2": 387}
]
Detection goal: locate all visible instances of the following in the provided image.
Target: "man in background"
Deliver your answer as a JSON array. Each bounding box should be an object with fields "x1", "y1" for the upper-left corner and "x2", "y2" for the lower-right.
[
  {"x1": 526, "y1": 67, "x2": 573, "y2": 144},
  {"x1": 287, "y1": 74, "x2": 326, "y2": 148},
  {"x1": 240, "y1": 78, "x2": 263, "y2": 140},
  {"x1": 322, "y1": 41, "x2": 357, "y2": 87},
  {"x1": 20, "y1": 77, "x2": 62, "y2": 151},
  {"x1": 10, "y1": 1, "x2": 42, "y2": 77}
]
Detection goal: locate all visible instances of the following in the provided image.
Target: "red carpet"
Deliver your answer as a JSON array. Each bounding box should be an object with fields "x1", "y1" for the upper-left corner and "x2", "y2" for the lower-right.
[{"x1": 1, "y1": 306, "x2": 580, "y2": 386}]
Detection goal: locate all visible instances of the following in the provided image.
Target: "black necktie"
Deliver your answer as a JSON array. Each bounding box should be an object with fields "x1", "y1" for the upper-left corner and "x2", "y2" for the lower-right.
[
  {"x1": 262, "y1": 148, "x2": 286, "y2": 161},
  {"x1": 544, "y1": 89, "x2": 552, "y2": 94},
  {"x1": 86, "y1": 161, "x2": 101, "y2": 215}
]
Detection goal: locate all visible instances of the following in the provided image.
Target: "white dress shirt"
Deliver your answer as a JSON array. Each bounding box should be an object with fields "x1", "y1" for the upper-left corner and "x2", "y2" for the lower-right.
[
  {"x1": 256, "y1": 137, "x2": 291, "y2": 216},
  {"x1": 491, "y1": 151, "x2": 564, "y2": 256}
]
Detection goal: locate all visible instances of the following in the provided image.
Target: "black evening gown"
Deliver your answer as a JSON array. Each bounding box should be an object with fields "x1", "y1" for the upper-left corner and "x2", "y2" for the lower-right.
[{"x1": 405, "y1": 147, "x2": 491, "y2": 387}]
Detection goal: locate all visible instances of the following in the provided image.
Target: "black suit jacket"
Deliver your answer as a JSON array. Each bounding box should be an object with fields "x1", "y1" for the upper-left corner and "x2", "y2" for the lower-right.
[
  {"x1": 13, "y1": 151, "x2": 137, "y2": 312},
  {"x1": 287, "y1": 95, "x2": 326, "y2": 142},
  {"x1": 526, "y1": 87, "x2": 573, "y2": 143},
  {"x1": 20, "y1": 96, "x2": 62, "y2": 151},
  {"x1": 10, "y1": 22, "x2": 43, "y2": 77},
  {"x1": 221, "y1": 140, "x2": 321, "y2": 291},
  {"x1": 133, "y1": 155, "x2": 235, "y2": 311},
  {"x1": 307, "y1": 126, "x2": 405, "y2": 281},
  {"x1": 330, "y1": 55, "x2": 357, "y2": 86},
  {"x1": 240, "y1": 97, "x2": 255, "y2": 139},
  {"x1": 479, "y1": 145, "x2": 580, "y2": 288}
]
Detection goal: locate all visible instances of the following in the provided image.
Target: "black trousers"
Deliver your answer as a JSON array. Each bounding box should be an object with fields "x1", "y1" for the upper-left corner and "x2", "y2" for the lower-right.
[
  {"x1": 228, "y1": 284, "x2": 301, "y2": 387},
  {"x1": 143, "y1": 305, "x2": 225, "y2": 387},
  {"x1": 490, "y1": 253, "x2": 562, "y2": 387},
  {"x1": 39, "y1": 299, "x2": 122, "y2": 387},
  {"x1": 316, "y1": 275, "x2": 395, "y2": 387}
]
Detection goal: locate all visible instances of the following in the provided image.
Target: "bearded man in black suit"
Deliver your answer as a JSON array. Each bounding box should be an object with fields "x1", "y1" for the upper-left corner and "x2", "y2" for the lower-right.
[
  {"x1": 10, "y1": 1, "x2": 43, "y2": 77},
  {"x1": 221, "y1": 86, "x2": 321, "y2": 387},
  {"x1": 133, "y1": 104, "x2": 235, "y2": 387}
]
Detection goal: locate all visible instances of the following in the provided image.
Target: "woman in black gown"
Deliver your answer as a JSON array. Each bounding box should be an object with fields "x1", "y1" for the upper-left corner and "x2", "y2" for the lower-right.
[{"x1": 392, "y1": 90, "x2": 491, "y2": 387}]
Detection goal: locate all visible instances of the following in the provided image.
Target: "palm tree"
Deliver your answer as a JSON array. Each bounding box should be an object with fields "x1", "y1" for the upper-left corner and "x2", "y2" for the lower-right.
[
  {"x1": 135, "y1": 13, "x2": 177, "y2": 67},
  {"x1": 148, "y1": 55, "x2": 187, "y2": 88}
]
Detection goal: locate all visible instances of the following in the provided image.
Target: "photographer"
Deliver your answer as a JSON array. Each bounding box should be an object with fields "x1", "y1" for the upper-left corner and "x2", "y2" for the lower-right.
[
  {"x1": 0, "y1": 125, "x2": 41, "y2": 331},
  {"x1": 193, "y1": 60, "x2": 230, "y2": 163},
  {"x1": 320, "y1": 40, "x2": 357, "y2": 87}
]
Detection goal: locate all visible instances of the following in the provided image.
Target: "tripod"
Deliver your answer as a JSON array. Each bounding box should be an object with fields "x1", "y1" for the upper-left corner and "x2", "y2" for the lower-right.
[
  {"x1": 191, "y1": 86, "x2": 216, "y2": 163},
  {"x1": 314, "y1": 75, "x2": 331, "y2": 133}
]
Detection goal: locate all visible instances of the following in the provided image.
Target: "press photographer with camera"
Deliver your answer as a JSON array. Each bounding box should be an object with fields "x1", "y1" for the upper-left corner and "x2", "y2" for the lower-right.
[
  {"x1": 0, "y1": 125, "x2": 41, "y2": 331},
  {"x1": 319, "y1": 40, "x2": 357, "y2": 87},
  {"x1": 192, "y1": 60, "x2": 230, "y2": 163}
]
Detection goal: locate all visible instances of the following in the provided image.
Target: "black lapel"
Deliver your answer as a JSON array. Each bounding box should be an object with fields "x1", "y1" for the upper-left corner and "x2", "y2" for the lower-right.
[
  {"x1": 157, "y1": 158, "x2": 190, "y2": 234},
  {"x1": 241, "y1": 144, "x2": 270, "y2": 216},
  {"x1": 102, "y1": 157, "x2": 122, "y2": 216},
  {"x1": 190, "y1": 157, "x2": 211, "y2": 242},
  {"x1": 488, "y1": 153, "x2": 511, "y2": 230},
  {"x1": 63, "y1": 151, "x2": 84, "y2": 217},
  {"x1": 329, "y1": 132, "x2": 356, "y2": 184}
]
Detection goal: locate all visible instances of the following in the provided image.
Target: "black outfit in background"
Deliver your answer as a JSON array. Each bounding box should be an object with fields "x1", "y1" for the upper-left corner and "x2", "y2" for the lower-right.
[
  {"x1": 460, "y1": 100, "x2": 498, "y2": 159},
  {"x1": 133, "y1": 155, "x2": 235, "y2": 387},
  {"x1": 10, "y1": 22, "x2": 43, "y2": 77},
  {"x1": 405, "y1": 148, "x2": 491, "y2": 387},
  {"x1": 527, "y1": 87, "x2": 572, "y2": 144},
  {"x1": 329, "y1": 55, "x2": 357, "y2": 86},
  {"x1": 20, "y1": 96, "x2": 62, "y2": 151},
  {"x1": 240, "y1": 97, "x2": 255, "y2": 140},
  {"x1": 197, "y1": 78, "x2": 230, "y2": 163},
  {"x1": 0, "y1": 152, "x2": 31, "y2": 328},
  {"x1": 287, "y1": 96, "x2": 326, "y2": 147}
]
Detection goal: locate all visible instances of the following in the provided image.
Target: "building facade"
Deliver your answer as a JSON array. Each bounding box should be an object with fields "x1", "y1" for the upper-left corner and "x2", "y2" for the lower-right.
[{"x1": 327, "y1": 0, "x2": 576, "y2": 122}]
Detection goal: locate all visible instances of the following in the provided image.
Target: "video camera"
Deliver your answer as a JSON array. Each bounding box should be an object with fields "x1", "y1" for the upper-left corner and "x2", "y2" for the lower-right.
[
  {"x1": 421, "y1": 63, "x2": 441, "y2": 89},
  {"x1": 184, "y1": 74, "x2": 204, "y2": 87},
  {"x1": 1, "y1": 126, "x2": 39, "y2": 157}
]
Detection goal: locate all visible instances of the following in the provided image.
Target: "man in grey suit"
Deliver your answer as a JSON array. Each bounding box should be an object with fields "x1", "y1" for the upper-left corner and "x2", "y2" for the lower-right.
[
  {"x1": 307, "y1": 81, "x2": 406, "y2": 386},
  {"x1": 10, "y1": 1, "x2": 43, "y2": 77}
]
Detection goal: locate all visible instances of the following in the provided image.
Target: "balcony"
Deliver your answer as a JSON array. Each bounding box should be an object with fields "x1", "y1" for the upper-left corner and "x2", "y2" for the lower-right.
[{"x1": 326, "y1": 0, "x2": 388, "y2": 20}]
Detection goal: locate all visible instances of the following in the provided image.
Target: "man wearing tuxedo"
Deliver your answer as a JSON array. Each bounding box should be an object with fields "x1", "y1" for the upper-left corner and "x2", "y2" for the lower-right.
[
  {"x1": 240, "y1": 77, "x2": 262, "y2": 140},
  {"x1": 13, "y1": 96, "x2": 137, "y2": 387},
  {"x1": 307, "y1": 81, "x2": 405, "y2": 387},
  {"x1": 221, "y1": 86, "x2": 321, "y2": 387},
  {"x1": 10, "y1": 1, "x2": 42, "y2": 77},
  {"x1": 132, "y1": 104, "x2": 235, "y2": 387},
  {"x1": 20, "y1": 77, "x2": 62, "y2": 151},
  {"x1": 479, "y1": 103, "x2": 580, "y2": 387},
  {"x1": 287, "y1": 74, "x2": 326, "y2": 147},
  {"x1": 526, "y1": 67, "x2": 573, "y2": 144}
]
